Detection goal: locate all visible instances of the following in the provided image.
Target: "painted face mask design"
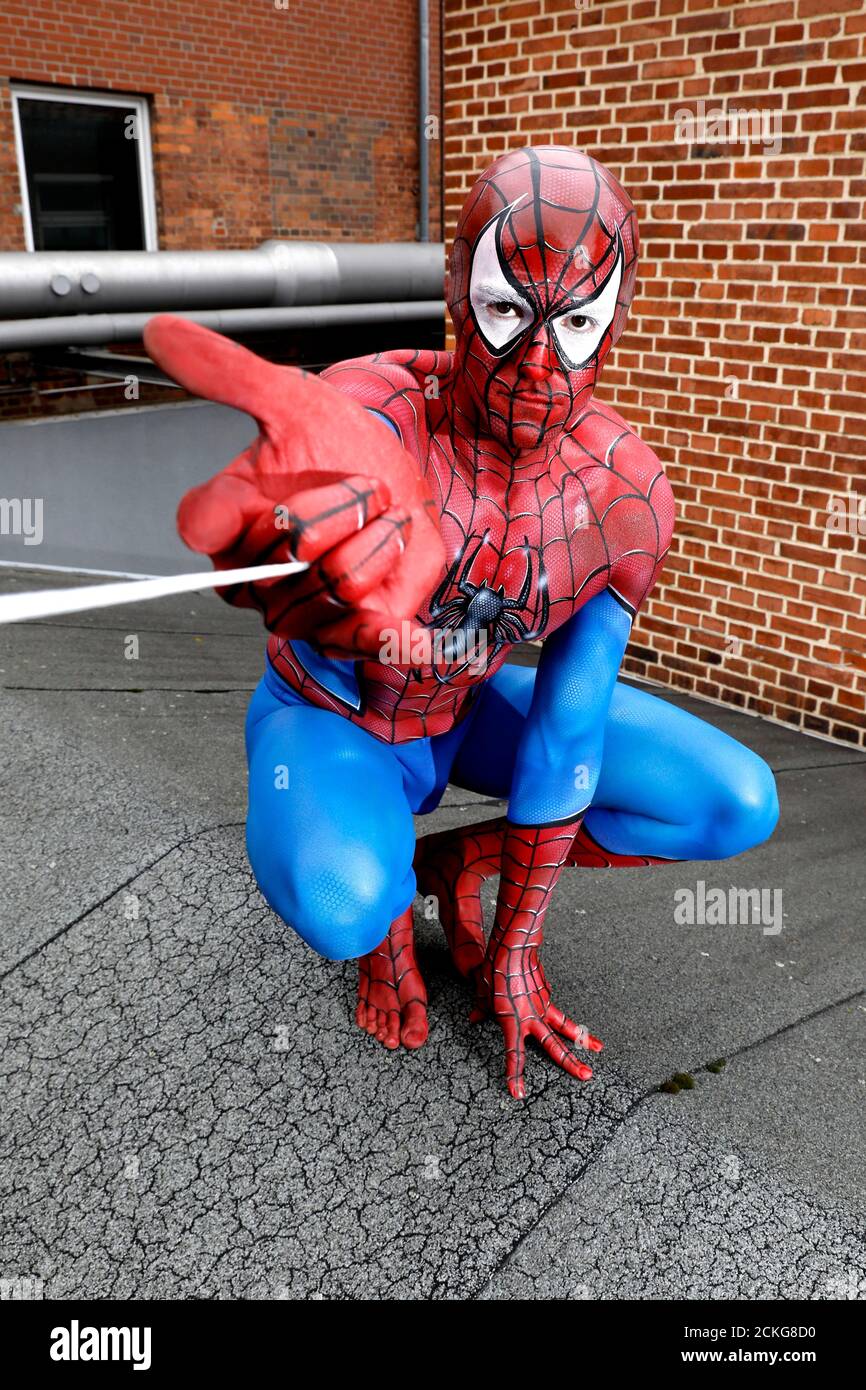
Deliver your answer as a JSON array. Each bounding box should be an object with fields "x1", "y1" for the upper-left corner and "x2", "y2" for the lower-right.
[{"x1": 448, "y1": 146, "x2": 638, "y2": 450}]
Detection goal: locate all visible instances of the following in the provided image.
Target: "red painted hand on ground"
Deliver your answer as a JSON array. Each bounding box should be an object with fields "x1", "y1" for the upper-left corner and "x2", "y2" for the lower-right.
[
  {"x1": 471, "y1": 938, "x2": 603, "y2": 1099},
  {"x1": 473, "y1": 820, "x2": 604, "y2": 1099}
]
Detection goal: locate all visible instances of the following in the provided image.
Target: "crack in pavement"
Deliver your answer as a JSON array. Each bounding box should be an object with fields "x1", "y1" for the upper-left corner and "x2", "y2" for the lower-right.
[
  {"x1": 470, "y1": 1082, "x2": 651, "y2": 1299},
  {"x1": 473, "y1": 985, "x2": 866, "y2": 1299},
  {"x1": 0, "y1": 821, "x2": 245, "y2": 984},
  {"x1": 0, "y1": 827, "x2": 638, "y2": 1298}
]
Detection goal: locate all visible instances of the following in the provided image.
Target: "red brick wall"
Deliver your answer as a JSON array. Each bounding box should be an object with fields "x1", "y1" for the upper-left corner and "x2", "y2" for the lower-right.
[
  {"x1": 0, "y1": 0, "x2": 443, "y2": 419},
  {"x1": 443, "y1": 0, "x2": 866, "y2": 747},
  {"x1": 0, "y1": 0, "x2": 441, "y2": 249}
]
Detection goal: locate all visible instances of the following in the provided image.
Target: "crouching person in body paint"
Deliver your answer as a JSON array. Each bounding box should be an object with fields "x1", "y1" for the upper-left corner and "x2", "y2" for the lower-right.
[{"x1": 144, "y1": 145, "x2": 779, "y2": 1099}]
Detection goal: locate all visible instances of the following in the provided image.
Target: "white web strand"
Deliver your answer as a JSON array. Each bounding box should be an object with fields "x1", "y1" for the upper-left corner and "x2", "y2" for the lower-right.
[{"x1": 0, "y1": 560, "x2": 309, "y2": 625}]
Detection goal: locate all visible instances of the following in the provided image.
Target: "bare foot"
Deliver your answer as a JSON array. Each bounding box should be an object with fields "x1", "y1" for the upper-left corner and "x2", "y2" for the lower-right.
[{"x1": 355, "y1": 906, "x2": 428, "y2": 1050}]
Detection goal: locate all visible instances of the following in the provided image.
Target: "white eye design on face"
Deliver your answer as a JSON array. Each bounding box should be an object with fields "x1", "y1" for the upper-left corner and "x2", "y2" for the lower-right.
[
  {"x1": 550, "y1": 247, "x2": 623, "y2": 370},
  {"x1": 469, "y1": 214, "x2": 534, "y2": 353}
]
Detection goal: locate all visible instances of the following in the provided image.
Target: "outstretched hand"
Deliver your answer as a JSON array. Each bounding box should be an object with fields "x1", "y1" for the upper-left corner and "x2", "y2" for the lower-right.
[{"x1": 143, "y1": 315, "x2": 444, "y2": 657}]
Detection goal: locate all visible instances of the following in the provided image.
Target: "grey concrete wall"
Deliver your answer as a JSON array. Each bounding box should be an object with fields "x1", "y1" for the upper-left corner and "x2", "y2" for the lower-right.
[{"x1": 0, "y1": 401, "x2": 256, "y2": 575}]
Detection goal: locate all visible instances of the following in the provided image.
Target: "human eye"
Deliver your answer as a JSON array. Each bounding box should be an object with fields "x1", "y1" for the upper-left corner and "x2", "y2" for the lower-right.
[
  {"x1": 487, "y1": 299, "x2": 522, "y2": 318},
  {"x1": 550, "y1": 251, "x2": 624, "y2": 369},
  {"x1": 469, "y1": 213, "x2": 537, "y2": 350},
  {"x1": 560, "y1": 311, "x2": 597, "y2": 333},
  {"x1": 470, "y1": 270, "x2": 532, "y2": 349}
]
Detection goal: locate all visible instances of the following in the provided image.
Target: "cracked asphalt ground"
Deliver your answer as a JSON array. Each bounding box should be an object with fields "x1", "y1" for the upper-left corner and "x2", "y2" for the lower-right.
[{"x1": 1, "y1": 564, "x2": 864, "y2": 1300}]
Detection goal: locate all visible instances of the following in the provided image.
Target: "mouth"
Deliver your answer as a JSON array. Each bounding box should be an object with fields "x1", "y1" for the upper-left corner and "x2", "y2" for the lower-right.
[
  {"x1": 510, "y1": 386, "x2": 564, "y2": 415},
  {"x1": 510, "y1": 380, "x2": 553, "y2": 400}
]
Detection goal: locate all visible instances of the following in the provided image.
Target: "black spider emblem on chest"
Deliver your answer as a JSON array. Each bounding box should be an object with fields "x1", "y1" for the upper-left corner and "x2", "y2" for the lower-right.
[{"x1": 424, "y1": 534, "x2": 550, "y2": 683}]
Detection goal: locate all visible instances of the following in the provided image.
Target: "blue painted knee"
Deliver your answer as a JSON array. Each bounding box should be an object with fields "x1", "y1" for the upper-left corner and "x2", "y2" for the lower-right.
[
  {"x1": 704, "y1": 751, "x2": 779, "y2": 858},
  {"x1": 289, "y1": 853, "x2": 402, "y2": 961},
  {"x1": 244, "y1": 693, "x2": 416, "y2": 960},
  {"x1": 247, "y1": 821, "x2": 407, "y2": 961}
]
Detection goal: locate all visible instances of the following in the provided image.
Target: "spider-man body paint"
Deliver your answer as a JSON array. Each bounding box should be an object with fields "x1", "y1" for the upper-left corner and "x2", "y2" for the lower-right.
[
  {"x1": 152, "y1": 147, "x2": 779, "y2": 1097},
  {"x1": 250, "y1": 148, "x2": 778, "y2": 1095}
]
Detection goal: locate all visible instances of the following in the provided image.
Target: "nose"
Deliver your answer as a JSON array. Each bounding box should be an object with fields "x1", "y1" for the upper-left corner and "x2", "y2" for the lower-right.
[{"x1": 517, "y1": 326, "x2": 557, "y2": 383}]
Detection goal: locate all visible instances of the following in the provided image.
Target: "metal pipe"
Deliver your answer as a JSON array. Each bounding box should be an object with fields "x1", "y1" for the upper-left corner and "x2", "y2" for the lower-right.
[
  {"x1": 418, "y1": 0, "x2": 430, "y2": 241},
  {"x1": 0, "y1": 241, "x2": 444, "y2": 321},
  {"x1": 0, "y1": 300, "x2": 446, "y2": 351}
]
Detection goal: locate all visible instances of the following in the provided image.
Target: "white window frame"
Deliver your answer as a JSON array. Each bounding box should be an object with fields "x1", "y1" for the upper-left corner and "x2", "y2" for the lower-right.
[{"x1": 10, "y1": 84, "x2": 158, "y2": 252}]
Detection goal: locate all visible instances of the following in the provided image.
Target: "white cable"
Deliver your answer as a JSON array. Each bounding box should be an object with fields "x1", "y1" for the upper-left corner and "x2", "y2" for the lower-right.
[{"x1": 0, "y1": 560, "x2": 309, "y2": 625}]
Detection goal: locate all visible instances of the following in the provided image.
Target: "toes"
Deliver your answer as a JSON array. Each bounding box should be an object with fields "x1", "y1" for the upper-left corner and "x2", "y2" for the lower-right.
[
  {"x1": 377, "y1": 1009, "x2": 401, "y2": 1049},
  {"x1": 358, "y1": 1005, "x2": 401, "y2": 1049},
  {"x1": 400, "y1": 1000, "x2": 429, "y2": 1049},
  {"x1": 356, "y1": 995, "x2": 427, "y2": 1052}
]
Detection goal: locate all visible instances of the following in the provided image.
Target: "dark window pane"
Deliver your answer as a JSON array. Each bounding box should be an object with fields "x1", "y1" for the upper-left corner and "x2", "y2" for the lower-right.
[{"x1": 17, "y1": 98, "x2": 147, "y2": 251}]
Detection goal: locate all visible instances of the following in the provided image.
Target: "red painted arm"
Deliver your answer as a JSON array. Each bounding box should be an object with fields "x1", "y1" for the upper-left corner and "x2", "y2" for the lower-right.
[
  {"x1": 143, "y1": 315, "x2": 444, "y2": 658},
  {"x1": 475, "y1": 820, "x2": 602, "y2": 1099}
]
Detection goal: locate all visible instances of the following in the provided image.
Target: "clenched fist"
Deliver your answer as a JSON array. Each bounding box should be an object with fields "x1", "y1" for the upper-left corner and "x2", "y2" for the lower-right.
[{"x1": 143, "y1": 315, "x2": 444, "y2": 657}]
